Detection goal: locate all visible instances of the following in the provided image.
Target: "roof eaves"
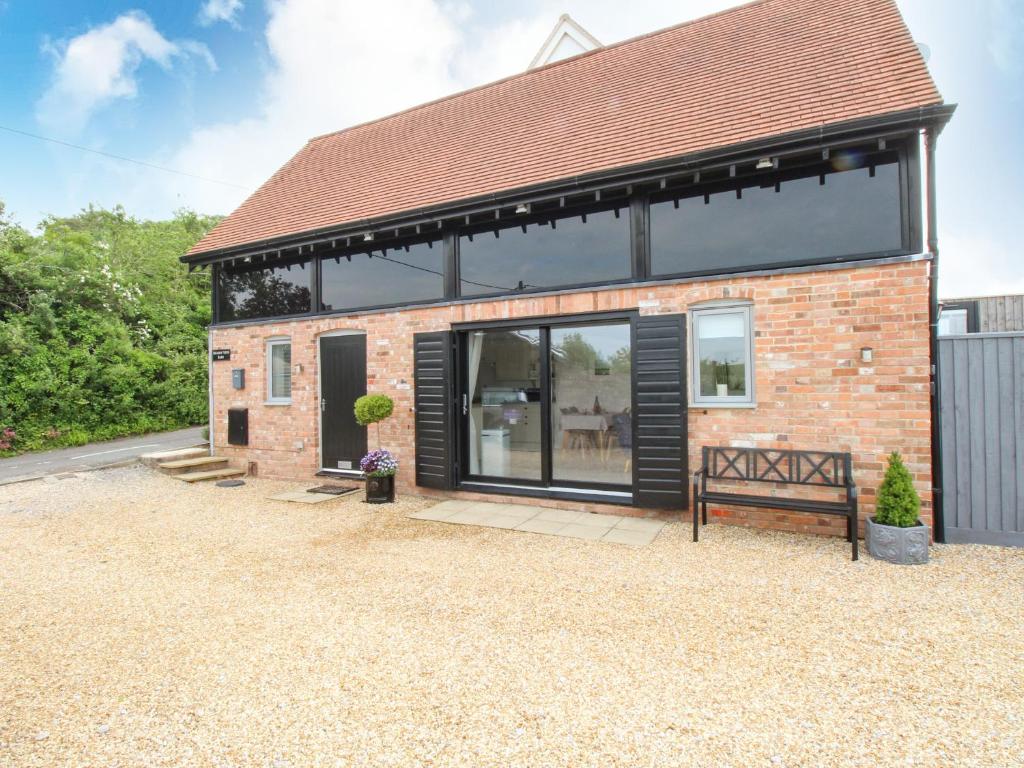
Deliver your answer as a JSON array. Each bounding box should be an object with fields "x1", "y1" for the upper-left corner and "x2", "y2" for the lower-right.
[{"x1": 183, "y1": 102, "x2": 954, "y2": 264}]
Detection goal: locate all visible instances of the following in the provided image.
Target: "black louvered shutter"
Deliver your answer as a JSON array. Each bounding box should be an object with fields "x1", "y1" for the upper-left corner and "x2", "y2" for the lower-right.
[
  {"x1": 632, "y1": 314, "x2": 689, "y2": 509},
  {"x1": 413, "y1": 331, "x2": 453, "y2": 489}
]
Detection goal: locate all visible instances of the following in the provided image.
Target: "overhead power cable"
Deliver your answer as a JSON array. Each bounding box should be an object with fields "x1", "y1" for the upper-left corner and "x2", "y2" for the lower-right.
[{"x1": 0, "y1": 124, "x2": 248, "y2": 189}]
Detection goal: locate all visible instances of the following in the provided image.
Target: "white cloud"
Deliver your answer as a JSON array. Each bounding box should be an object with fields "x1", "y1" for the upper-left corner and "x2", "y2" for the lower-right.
[
  {"x1": 159, "y1": 0, "x2": 729, "y2": 216},
  {"x1": 36, "y1": 11, "x2": 215, "y2": 133},
  {"x1": 197, "y1": 0, "x2": 244, "y2": 28},
  {"x1": 163, "y1": 0, "x2": 463, "y2": 214}
]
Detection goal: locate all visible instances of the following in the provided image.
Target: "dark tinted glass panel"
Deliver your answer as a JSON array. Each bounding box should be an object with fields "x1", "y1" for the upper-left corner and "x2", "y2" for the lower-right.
[
  {"x1": 218, "y1": 260, "x2": 311, "y2": 321},
  {"x1": 321, "y1": 240, "x2": 443, "y2": 311},
  {"x1": 459, "y1": 206, "x2": 630, "y2": 296},
  {"x1": 650, "y1": 158, "x2": 903, "y2": 276}
]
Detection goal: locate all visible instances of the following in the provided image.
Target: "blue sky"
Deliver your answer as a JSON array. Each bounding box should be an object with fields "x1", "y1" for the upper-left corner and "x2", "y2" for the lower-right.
[{"x1": 0, "y1": 0, "x2": 1021, "y2": 297}]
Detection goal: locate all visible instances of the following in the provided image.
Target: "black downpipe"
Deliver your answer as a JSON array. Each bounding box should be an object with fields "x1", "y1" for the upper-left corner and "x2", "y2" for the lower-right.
[{"x1": 925, "y1": 127, "x2": 945, "y2": 542}]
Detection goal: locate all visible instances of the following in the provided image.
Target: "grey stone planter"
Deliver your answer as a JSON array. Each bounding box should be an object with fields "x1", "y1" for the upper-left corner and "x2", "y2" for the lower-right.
[{"x1": 865, "y1": 516, "x2": 929, "y2": 564}]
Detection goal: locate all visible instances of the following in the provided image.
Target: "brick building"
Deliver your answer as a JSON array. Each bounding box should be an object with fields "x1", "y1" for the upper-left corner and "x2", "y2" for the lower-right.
[{"x1": 182, "y1": 0, "x2": 954, "y2": 538}]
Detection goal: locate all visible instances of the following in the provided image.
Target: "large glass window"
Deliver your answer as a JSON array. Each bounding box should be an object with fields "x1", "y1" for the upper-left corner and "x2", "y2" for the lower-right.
[
  {"x1": 459, "y1": 206, "x2": 630, "y2": 297},
  {"x1": 551, "y1": 323, "x2": 632, "y2": 487},
  {"x1": 691, "y1": 305, "x2": 753, "y2": 406},
  {"x1": 321, "y1": 240, "x2": 443, "y2": 311},
  {"x1": 465, "y1": 329, "x2": 542, "y2": 481},
  {"x1": 218, "y1": 260, "x2": 311, "y2": 321},
  {"x1": 650, "y1": 156, "x2": 903, "y2": 277}
]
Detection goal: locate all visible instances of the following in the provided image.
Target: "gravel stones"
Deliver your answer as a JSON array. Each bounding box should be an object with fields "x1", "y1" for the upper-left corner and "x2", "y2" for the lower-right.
[{"x1": 1, "y1": 465, "x2": 1022, "y2": 767}]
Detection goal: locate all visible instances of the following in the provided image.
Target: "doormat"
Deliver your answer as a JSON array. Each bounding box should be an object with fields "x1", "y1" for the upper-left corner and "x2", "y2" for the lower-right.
[{"x1": 307, "y1": 484, "x2": 360, "y2": 496}]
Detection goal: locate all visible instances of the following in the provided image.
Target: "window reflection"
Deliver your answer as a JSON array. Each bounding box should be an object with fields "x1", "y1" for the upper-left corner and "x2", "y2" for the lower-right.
[
  {"x1": 218, "y1": 260, "x2": 311, "y2": 321},
  {"x1": 695, "y1": 312, "x2": 747, "y2": 398},
  {"x1": 460, "y1": 206, "x2": 630, "y2": 296},
  {"x1": 321, "y1": 240, "x2": 443, "y2": 311},
  {"x1": 551, "y1": 323, "x2": 632, "y2": 487},
  {"x1": 466, "y1": 329, "x2": 542, "y2": 480},
  {"x1": 651, "y1": 157, "x2": 903, "y2": 276}
]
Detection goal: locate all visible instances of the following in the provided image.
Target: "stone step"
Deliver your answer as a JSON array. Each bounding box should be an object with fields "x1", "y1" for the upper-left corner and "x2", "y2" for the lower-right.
[
  {"x1": 158, "y1": 455, "x2": 229, "y2": 474},
  {"x1": 140, "y1": 446, "x2": 208, "y2": 468},
  {"x1": 176, "y1": 467, "x2": 247, "y2": 483}
]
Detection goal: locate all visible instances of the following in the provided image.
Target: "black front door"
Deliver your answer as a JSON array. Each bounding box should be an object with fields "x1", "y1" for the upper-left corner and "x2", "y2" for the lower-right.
[{"x1": 320, "y1": 334, "x2": 367, "y2": 471}]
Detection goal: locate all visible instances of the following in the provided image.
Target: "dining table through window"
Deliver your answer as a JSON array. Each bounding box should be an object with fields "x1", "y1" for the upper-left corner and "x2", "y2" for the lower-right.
[{"x1": 460, "y1": 317, "x2": 634, "y2": 492}]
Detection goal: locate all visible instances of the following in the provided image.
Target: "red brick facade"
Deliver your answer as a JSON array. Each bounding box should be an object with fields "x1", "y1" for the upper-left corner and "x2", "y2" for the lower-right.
[{"x1": 209, "y1": 258, "x2": 933, "y2": 537}]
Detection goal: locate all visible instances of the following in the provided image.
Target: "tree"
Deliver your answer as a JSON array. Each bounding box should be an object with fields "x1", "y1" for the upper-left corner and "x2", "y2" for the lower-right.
[
  {"x1": 0, "y1": 201, "x2": 219, "y2": 455},
  {"x1": 875, "y1": 451, "x2": 921, "y2": 527}
]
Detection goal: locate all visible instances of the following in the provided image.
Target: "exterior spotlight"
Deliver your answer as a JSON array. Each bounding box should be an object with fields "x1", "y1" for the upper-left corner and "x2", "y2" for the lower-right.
[
  {"x1": 756, "y1": 157, "x2": 774, "y2": 170},
  {"x1": 363, "y1": 232, "x2": 374, "y2": 242},
  {"x1": 515, "y1": 203, "x2": 531, "y2": 214}
]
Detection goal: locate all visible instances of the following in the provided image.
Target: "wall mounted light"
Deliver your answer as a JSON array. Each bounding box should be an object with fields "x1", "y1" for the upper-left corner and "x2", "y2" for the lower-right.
[
  {"x1": 756, "y1": 157, "x2": 774, "y2": 170},
  {"x1": 515, "y1": 203, "x2": 531, "y2": 215},
  {"x1": 363, "y1": 232, "x2": 374, "y2": 242},
  {"x1": 860, "y1": 347, "x2": 874, "y2": 364}
]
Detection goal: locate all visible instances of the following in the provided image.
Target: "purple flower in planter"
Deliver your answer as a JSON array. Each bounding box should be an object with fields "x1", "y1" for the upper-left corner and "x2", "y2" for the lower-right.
[{"x1": 360, "y1": 449, "x2": 398, "y2": 477}]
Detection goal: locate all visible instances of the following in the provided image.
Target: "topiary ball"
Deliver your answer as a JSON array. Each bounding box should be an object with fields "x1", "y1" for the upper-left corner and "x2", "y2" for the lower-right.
[{"x1": 354, "y1": 394, "x2": 394, "y2": 426}]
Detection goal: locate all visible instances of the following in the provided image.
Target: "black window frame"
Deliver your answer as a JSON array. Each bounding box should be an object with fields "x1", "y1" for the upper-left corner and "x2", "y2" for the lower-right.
[
  {"x1": 317, "y1": 234, "x2": 446, "y2": 315},
  {"x1": 454, "y1": 310, "x2": 638, "y2": 496},
  {"x1": 207, "y1": 139, "x2": 920, "y2": 327},
  {"x1": 455, "y1": 194, "x2": 636, "y2": 301},
  {"x1": 645, "y1": 147, "x2": 912, "y2": 281},
  {"x1": 214, "y1": 255, "x2": 315, "y2": 324}
]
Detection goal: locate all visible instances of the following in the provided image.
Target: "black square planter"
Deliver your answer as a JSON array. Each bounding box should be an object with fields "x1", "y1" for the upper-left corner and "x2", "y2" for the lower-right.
[{"x1": 365, "y1": 475, "x2": 395, "y2": 504}]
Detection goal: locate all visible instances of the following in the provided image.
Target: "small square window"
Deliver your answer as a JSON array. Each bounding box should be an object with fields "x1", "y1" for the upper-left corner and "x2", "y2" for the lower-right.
[
  {"x1": 267, "y1": 339, "x2": 292, "y2": 403},
  {"x1": 691, "y1": 305, "x2": 754, "y2": 406},
  {"x1": 937, "y1": 308, "x2": 967, "y2": 336}
]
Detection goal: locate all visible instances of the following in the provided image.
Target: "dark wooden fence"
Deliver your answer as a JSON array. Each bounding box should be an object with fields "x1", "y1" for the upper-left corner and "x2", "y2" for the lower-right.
[{"x1": 939, "y1": 333, "x2": 1024, "y2": 546}]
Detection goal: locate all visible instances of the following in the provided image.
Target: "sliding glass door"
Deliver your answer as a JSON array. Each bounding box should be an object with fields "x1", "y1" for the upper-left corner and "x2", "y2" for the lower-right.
[
  {"x1": 464, "y1": 328, "x2": 542, "y2": 481},
  {"x1": 550, "y1": 323, "x2": 632, "y2": 487},
  {"x1": 460, "y1": 317, "x2": 633, "y2": 492}
]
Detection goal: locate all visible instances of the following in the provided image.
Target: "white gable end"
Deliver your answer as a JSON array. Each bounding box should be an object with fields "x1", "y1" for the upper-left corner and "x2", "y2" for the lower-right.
[
  {"x1": 547, "y1": 33, "x2": 588, "y2": 63},
  {"x1": 528, "y1": 14, "x2": 602, "y2": 70}
]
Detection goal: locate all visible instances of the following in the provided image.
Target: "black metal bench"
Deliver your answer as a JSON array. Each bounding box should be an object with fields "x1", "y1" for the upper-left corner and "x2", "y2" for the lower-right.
[{"x1": 692, "y1": 447, "x2": 859, "y2": 560}]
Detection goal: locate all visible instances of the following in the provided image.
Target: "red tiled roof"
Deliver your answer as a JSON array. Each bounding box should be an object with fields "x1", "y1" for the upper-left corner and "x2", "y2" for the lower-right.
[{"x1": 187, "y1": 0, "x2": 942, "y2": 257}]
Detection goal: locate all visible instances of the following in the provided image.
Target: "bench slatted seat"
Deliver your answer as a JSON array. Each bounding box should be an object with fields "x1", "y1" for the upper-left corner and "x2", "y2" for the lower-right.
[{"x1": 692, "y1": 447, "x2": 859, "y2": 560}]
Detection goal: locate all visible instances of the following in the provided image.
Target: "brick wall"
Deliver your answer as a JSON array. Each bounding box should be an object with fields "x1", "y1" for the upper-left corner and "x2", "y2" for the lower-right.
[{"x1": 209, "y1": 258, "x2": 933, "y2": 536}]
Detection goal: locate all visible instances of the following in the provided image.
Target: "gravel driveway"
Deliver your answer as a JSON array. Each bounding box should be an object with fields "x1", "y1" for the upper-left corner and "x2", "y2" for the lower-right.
[{"x1": 1, "y1": 467, "x2": 1022, "y2": 767}]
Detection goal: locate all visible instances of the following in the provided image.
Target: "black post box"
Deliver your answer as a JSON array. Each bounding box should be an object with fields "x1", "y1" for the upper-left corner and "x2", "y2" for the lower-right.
[{"x1": 227, "y1": 408, "x2": 249, "y2": 446}]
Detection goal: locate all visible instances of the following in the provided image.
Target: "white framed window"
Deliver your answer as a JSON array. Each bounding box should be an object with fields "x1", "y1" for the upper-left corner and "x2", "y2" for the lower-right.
[
  {"x1": 690, "y1": 304, "x2": 754, "y2": 407},
  {"x1": 267, "y1": 338, "x2": 292, "y2": 404}
]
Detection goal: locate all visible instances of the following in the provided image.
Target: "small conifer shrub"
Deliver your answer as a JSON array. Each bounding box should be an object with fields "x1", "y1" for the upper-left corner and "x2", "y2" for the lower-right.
[{"x1": 875, "y1": 451, "x2": 921, "y2": 527}]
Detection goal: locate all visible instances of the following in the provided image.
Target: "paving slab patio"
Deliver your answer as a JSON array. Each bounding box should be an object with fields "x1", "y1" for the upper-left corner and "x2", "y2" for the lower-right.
[
  {"x1": 267, "y1": 489, "x2": 345, "y2": 504},
  {"x1": 409, "y1": 499, "x2": 666, "y2": 546}
]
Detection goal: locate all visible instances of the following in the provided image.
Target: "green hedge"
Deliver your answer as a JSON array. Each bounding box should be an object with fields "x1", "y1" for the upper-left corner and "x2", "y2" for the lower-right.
[{"x1": 0, "y1": 203, "x2": 218, "y2": 455}]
